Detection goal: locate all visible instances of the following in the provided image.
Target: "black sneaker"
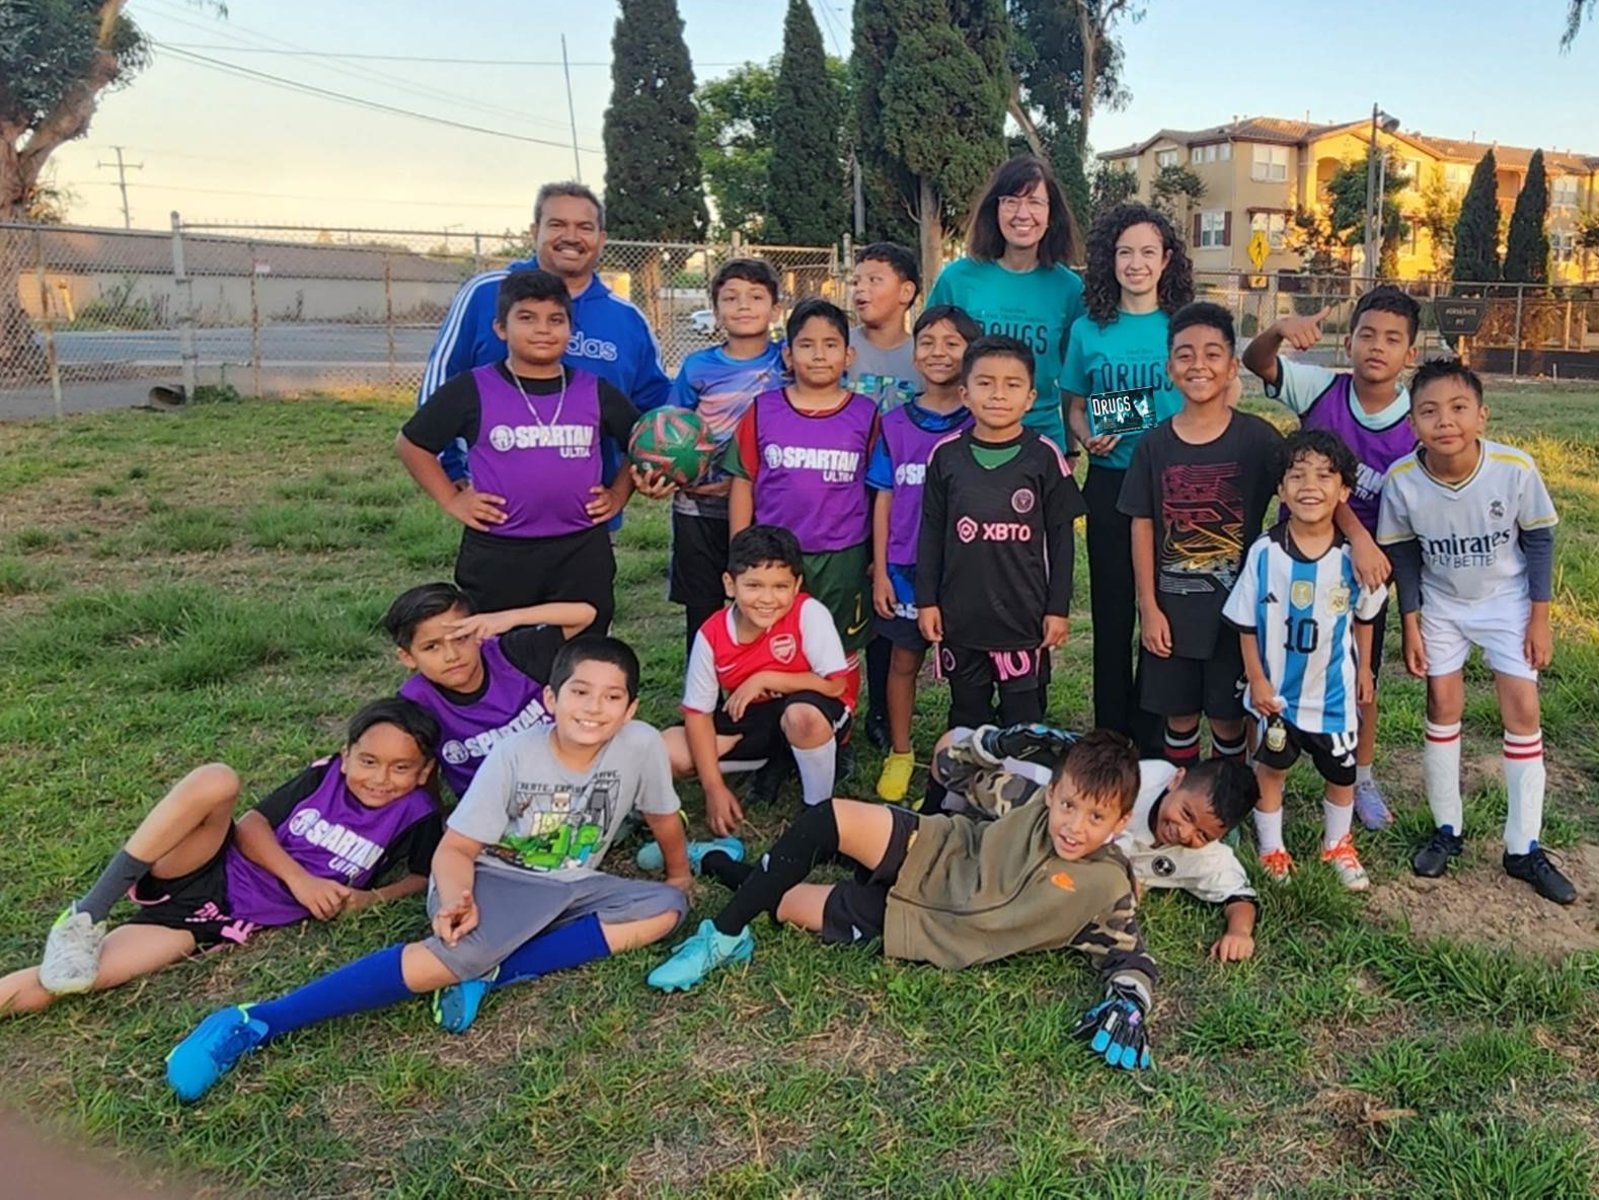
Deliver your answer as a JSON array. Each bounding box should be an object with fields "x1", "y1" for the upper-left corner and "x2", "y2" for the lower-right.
[
  {"x1": 863, "y1": 711, "x2": 890, "y2": 751},
  {"x1": 979, "y1": 723, "x2": 1079, "y2": 767},
  {"x1": 833, "y1": 738, "x2": 856, "y2": 791},
  {"x1": 1412, "y1": 827, "x2": 1464, "y2": 877},
  {"x1": 744, "y1": 750, "x2": 792, "y2": 808},
  {"x1": 1503, "y1": 845, "x2": 1577, "y2": 906}
]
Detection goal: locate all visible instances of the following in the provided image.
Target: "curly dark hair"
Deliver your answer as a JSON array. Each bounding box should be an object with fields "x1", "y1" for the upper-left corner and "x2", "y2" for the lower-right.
[{"x1": 1082, "y1": 203, "x2": 1194, "y2": 327}]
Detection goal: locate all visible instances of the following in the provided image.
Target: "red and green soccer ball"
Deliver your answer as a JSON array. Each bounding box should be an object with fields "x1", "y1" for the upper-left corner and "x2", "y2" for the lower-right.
[{"x1": 628, "y1": 408, "x2": 717, "y2": 486}]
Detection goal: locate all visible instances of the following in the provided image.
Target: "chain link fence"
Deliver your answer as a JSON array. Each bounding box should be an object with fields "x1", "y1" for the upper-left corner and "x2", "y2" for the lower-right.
[
  {"x1": 0, "y1": 217, "x2": 847, "y2": 418},
  {"x1": 6, "y1": 221, "x2": 1599, "y2": 421}
]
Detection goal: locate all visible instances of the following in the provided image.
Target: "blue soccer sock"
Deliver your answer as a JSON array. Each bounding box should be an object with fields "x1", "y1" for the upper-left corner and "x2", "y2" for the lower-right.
[
  {"x1": 249, "y1": 943, "x2": 415, "y2": 1041},
  {"x1": 490, "y1": 914, "x2": 611, "y2": 991}
]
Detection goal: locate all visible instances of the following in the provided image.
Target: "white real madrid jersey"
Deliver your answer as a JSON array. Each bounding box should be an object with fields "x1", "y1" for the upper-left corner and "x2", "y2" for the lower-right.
[
  {"x1": 1222, "y1": 526, "x2": 1385, "y2": 735},
  {"x1": 1376, "y1": 439, "x2": 1558, "y2": 618}
]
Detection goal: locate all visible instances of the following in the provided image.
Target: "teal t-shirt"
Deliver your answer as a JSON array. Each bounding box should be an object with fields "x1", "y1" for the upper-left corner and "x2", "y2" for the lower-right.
[
  {"x1": 1060, "y1": 309, "x2": 1183, "y2": 470},
  {"x1": 926, "y1": 257, "x2": 1084, "y2": 448}
]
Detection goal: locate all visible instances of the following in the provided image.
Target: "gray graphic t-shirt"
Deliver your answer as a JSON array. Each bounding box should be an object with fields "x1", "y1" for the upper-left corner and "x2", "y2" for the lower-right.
[{"x1": 846, "y1": 331, "x2": 921, "y2": 412}]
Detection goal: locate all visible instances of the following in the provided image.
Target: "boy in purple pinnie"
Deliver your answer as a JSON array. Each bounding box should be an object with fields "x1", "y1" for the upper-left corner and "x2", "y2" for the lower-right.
[
  {"x1": 3, "y1": 699, "x2": 444, "y2": 1015},
  {"x1": 386, "y1": 582, "x2": 595, "y2": 802},
  {"x1": 867, "y1": 304, "x2": 977, "y2": 803},
  {"x1": 1242, "y1": 285, "x2": 1414, "y2": 829},
  {"x1": 398, "y1": 269, "x2": 639, "y2": 633}
]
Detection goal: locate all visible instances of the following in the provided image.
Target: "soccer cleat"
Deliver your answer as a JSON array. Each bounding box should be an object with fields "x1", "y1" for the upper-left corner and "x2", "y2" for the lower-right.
[
  {"x1": 634, "y1": 836, "x2": 746, "y2": 876},
  {"x1": 1412, "y1": 826, "x2": 1464, "y2": 878},
  {"x1": 744, "y1": 752, "x2": 791, "y2": 808},
  {"x1": 875, "y1": 751, "x2": 916, "y2": 803},
  {"x1": 864, "y1": 711, "x2": 891, "y2": 751},
  {"x1": 1503, "y1": 844, "x2": 1577, "y2": 906},
  {"x1": 1352, "y1": 778, "x2": 1394, "y2": 830},
  {"x1": 433, "y1": 969, "x2": 497, "y2": 1035},
  {"x1": 1258, "y1": 847, "x2": 1296, "y2": 883},
  {"x1": 646, "y1": 919, "x2": 755, "y2": 993},
  {"x1": 38, "y1": 906, "x2": 106, "y2": 995},
  {"x1": 834, "y1": 739, "x2": 856, "y2": 790},
  {"x1": 1320, "y1": 835, "x2": 1371, "y2": 891},
  {"x1": 979, "y1": 722, "x2": 1078, "y2": 768},
  {"x1": 165, "y1": 1005, "x2": 269, "y2": 1103}
]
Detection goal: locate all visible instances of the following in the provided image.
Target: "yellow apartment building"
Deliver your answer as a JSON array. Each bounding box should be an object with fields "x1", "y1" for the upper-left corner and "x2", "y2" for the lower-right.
[{"x1": 1098, "y1": 116, "x2": 1599, "y2": 283}]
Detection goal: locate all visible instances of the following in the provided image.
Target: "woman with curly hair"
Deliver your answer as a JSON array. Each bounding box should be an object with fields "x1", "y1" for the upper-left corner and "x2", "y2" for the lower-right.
[
  {"x1": 926, "y1": 155, "x2": 1085, "y2": 451},
  {"x1": 1063, "y1": 203, "x2": 1194, "y2": 739}
]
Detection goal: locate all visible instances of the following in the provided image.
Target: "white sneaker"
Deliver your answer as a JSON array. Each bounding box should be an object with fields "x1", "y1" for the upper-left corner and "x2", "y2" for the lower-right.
[
  {"x1": 38, "y1": 907, "x2": 106, "y2": 994},
  {"x1": 1320, "y1": 836, "x2": 1371, "y2": 892}
]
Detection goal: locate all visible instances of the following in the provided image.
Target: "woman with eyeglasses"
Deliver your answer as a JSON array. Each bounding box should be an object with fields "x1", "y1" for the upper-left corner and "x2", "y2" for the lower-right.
[{"x1": 925, "y1": 155, "x2": 1086, "y2": 453}]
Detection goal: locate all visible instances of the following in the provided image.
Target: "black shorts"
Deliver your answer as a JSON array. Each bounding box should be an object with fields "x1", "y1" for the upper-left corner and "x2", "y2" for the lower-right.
[
  {"x1": 125, "y1": 841, "x2": 255, "y2": 950},
  {"x1": 1139, "y1": 639, "x2": 1246, "y2": 721},
  {"x1": 1253, "y1": 716, "x2": 1359, "y2": 787},
  {"x1": 454, "y1": 525, "x2": 614, "y2": 632},
  {"x1": 713, "y1": 690, "x2": 851, "y2": 763},
  {"x1": 875, "y1": 614, "x2": 928, "y2": 652},
  {"x1": 668, "y1": 509, "x2": 729, "y2": 610},
  {"x1": 818, "y1": 804, "x2": 919, "y2": 947}
]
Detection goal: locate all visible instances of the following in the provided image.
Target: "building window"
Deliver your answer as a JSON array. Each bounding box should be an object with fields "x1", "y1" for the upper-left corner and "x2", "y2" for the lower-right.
[
  {"x1": 1251, "y1": 144, "x2": 1288, "y2": 182},
  {"x1": 1155, "y1": 147, "x2": 1181, "y2": 169},
  {"x1": 1199, "y1": 210, "x2": 1228, "y2": 248},
  {"x1": 1444, "y1": 163, "x2": 1472, "y2": 190},
  {"x1": 1250, "y1": 211, "x2": 1287, "y2": 250},
  {"x1": 1401, "y1": 158, "x2": 1424, "y2": 189},
  {"x1": 1219, "y1": 143, "x2": 1232, "y2": 161},
  {"x1": 1552, "y1": 232, "x2": 1575, "y2": 263},
  {"x1": 1552, "y1": 176, "x2": 1580, "y2": 209}
]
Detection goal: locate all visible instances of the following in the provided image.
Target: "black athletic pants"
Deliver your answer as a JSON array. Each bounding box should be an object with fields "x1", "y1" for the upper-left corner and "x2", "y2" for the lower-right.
[{"x1": 1085, "y1": 466, "x2": 1138, "y2": 739}]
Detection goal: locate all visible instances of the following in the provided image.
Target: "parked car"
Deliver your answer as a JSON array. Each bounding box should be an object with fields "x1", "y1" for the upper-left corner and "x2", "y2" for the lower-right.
[{"x1": 686, "y1": 308, "x2": 717, "y2": 338}]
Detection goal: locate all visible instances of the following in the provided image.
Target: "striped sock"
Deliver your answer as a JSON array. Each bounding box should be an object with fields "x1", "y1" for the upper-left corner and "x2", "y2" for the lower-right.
[
  {"x1": 1210, "y1": 729, "x2": 1247, "y2": 763},
  {"x1": 1423, "y1": 720, "x2": 1464, "y2": 834},
  {"x1": 1502, "y1": 729, "x2": 1546, "y2": 855},
  {"x1": 1164, "y1": 722, "x2": 1201, "y2": 767}
]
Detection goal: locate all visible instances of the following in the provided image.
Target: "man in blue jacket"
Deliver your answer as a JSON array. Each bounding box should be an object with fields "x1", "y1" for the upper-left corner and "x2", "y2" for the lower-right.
[{"x1": 418, "y1": 181, "x2": 671, "y2": 484}]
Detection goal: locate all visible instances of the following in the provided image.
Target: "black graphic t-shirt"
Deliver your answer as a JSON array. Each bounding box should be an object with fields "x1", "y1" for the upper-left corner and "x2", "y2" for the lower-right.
[{"x1": 1117, "y1": 412, "x2": 1283, "y2": 658}]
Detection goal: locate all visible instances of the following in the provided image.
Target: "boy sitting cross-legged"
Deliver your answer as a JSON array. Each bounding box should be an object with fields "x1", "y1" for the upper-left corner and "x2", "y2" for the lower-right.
[
  {"x1": 931, "y1": 723, "x2": 1262, "y2": 962},
  {"x1": 661, "y1": 524, "x2": 853, "y2": 837},
  {"x1": 1223, "y1": 430, "x2": 1386, "y2": 890},
  {"x1": 165, "y1": 637, "x2": 693, "y2": 1102},
  {"x1": 385, "y1": 582, "x2": 595, "y2": 802},
  {"x1": 650, "y1": 730, "x2": 1161, "y2": 1072},
  {"x1": 4, "y1": 699, "x2": 445, "y2": 1015}
]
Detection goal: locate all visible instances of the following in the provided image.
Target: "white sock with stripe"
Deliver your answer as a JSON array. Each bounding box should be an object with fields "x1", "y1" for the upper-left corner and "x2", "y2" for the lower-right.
[
  {"x1": 1502, "y1": 729, "x2": 1546, "y2": 855},
  {"x1": 1423, "y1": 721, "x2": 1463, "y2": 834}
]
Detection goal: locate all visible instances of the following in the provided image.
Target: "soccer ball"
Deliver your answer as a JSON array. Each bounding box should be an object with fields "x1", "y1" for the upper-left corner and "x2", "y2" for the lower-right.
[{"x1": 628, "y1": 408, "x2": 717, "y2": 486}]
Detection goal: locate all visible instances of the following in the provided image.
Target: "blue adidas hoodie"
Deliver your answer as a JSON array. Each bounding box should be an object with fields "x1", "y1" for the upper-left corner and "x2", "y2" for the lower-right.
[{"x1": 417, "y1": 257, "x2": 672, "y2": 482}]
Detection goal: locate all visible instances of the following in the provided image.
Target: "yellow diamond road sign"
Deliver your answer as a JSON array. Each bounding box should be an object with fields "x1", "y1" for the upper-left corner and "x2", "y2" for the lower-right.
[{"x1": 1247, "y1": 230, "x2": 1270, "y2": 270}]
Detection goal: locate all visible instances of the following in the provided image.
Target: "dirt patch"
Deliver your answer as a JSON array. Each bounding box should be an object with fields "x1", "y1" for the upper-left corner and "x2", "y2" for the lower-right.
[
  {"x1": 0, "y1": 1111, "x2": 226, "y2": 1199},
  {"x1": 1368, "y1": 843, "x2": 1599, "y2": 960}
]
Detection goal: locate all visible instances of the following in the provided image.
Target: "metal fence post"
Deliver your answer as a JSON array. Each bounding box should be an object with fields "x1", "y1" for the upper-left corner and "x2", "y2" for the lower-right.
[
  {"x1": 248, "y1": 240, "x2": 262, "y2": 399},
  {"x1": 1512, "y1": 283, "x2": 1525, "y2": 377},
  {"x1": 170, "y1": 211, "x2": 199, "y2": 398},
  {"x1": 472, "y1": 232, "x2": 482, "y2": 277},
  {"x1": 32, "y1": 229, "x2": 63, "y2": 420},
  {"x1": 384, "y1": 253, "x2": 397, "y2": 386}
]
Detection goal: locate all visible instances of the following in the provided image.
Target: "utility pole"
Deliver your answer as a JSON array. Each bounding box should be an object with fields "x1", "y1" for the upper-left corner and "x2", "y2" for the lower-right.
[
  {"x1": 561, "y1": 35, "x2": 582, "y2": 182},
  {"x1": 96, "y1": 146, "x2": 143, "y2": 229}
]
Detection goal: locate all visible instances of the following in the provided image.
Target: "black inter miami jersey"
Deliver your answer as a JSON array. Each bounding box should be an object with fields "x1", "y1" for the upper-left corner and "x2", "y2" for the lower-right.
[{"x1": 915, "y1": 429, "x2": 1086, "y2": 649}]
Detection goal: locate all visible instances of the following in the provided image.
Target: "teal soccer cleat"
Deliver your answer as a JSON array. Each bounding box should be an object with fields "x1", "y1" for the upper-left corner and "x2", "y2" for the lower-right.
[
  {"x1": 432, "y1": 969, "x2": 498, "y2": 1035},
  {"x1": 166, "y1": 1005, "x2": 269, "y2": 1102},
  {"x1": 635, "y1": 836, "x2": 746, "y2": 875},
  {"x1": 646, "y1": 919, "x2": 755, "y2": 993}
]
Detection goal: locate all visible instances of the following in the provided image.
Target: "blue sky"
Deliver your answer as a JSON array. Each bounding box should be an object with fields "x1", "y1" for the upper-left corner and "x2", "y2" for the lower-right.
[{"x1": 47, "y1": 0, "x2": 1599, "y2": 232}]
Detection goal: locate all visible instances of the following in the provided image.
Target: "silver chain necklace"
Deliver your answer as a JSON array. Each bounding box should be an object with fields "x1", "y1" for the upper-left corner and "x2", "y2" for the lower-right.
[{"x1": 505, "y1": 359, "x2": 567, "y2": 428}]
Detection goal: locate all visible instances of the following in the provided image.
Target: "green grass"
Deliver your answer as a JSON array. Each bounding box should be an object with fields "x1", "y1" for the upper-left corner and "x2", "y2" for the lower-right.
[{"x1": 1, "y1": 391, "x2": 1597, "y2": 1197}]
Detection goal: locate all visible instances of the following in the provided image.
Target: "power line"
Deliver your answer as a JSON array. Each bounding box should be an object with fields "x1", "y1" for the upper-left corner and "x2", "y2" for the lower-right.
[
  {"x1": 68, "y1": 179, "x2": 535, "y2": 208},
  {"x1": 155, "y1": 45, "x2": 605, "y2": 154},
  {"x1": 809, "y1": 0, "x2": 848, "y2": 58},
  {"x1": 161, "y1": 42, "x2": 748, "y2": 68}
]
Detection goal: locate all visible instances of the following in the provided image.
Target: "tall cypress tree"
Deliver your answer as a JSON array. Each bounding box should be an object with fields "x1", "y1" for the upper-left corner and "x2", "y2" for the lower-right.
[
  {"x1": 767, "y1": 0, "x2": 846, "y2": 245},
  {"x1": 603, "y1": 0, "x2": 707, "y2": 241},
  {"x1": 1503, "y1": 148, "x2": 1550, "y2": 284},
  {"x1": 1451, "y1": 149, "x2": 1501, "y2": 287}
]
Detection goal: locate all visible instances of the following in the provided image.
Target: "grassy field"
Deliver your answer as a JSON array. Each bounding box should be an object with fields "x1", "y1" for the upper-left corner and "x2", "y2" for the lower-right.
[{"x1": 1, "y1": 386, "x2": 1598, "y2": 1199}]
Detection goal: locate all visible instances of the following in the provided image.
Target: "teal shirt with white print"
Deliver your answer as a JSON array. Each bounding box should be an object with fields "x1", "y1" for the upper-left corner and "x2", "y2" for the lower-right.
[
  {"x1": 1061, "y1": 309, "x2": 1184, "y2": 470},
  {"x1": 926, "y1": 257, "x2": 1084, "y2": 448}
]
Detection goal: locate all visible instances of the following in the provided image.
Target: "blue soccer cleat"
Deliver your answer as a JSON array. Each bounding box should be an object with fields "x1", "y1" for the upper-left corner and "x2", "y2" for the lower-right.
[
  {"x1": 646, "y1": 919, "x2": 755, "y2": 993},
  {"x1": 635, "y1": 836, "x2": 746, "y2": 876},
  {"x1": 166, "y1": 1005, "x2": 270, "y2": 1102},
  {"x1": 432, "y1": 969, "x2": 498, "y2": 1035}
]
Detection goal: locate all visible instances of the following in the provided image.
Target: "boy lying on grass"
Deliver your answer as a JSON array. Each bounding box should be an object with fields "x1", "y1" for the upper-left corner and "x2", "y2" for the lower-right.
[
  {"x1": 647, "y1": 730, "x2": 1160, "y2": 1071},
  {"x1": 3, "y1": 699, "x2": 445, "y2": 1015}
]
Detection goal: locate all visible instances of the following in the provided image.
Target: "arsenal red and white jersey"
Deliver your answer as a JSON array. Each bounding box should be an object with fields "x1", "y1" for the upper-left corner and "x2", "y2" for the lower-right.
[{"x1": 681, "y1": 595, "x2": 849, "y2": 713}]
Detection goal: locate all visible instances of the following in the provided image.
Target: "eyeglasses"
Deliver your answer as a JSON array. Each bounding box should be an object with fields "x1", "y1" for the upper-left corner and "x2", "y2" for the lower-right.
[{"x1": 997, "y1": 194, "x2": 1049, "y2": 215}]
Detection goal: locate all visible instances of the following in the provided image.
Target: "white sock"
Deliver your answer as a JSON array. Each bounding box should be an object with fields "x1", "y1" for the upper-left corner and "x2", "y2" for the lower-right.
[
  {"x1": 1253, "y1": 807, "x2": 1285, "y2": 855},
  {"x1": 1323, "y1": 800, "x2": 1353, "y2": 849},
  {"x1": 1355, "y1": 763, "x2": 1373, "y2": 786},
  {"x1": 1502, "y1": 729, "x2": 1546, "y2": 855},
  {"x1": 1423, "y1": 721, "x2": 1464, "y2": 834},
  {"x1": 793, "y1": 741, "x2": 837, "y2": 807}
]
